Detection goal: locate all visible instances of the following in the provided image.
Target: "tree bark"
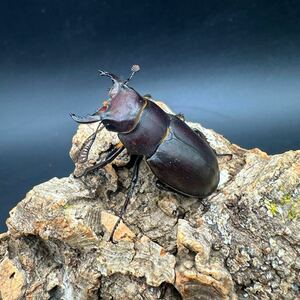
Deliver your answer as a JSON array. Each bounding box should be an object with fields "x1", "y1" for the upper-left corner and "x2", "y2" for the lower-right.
[{"x1": 0, "y1": 102, "x2": 299, "y2": 300}]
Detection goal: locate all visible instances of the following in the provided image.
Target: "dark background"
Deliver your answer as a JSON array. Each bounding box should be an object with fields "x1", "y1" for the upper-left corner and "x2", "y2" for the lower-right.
[{"x1": 1, "y1": 0, "x2": 300, "y2": 232}]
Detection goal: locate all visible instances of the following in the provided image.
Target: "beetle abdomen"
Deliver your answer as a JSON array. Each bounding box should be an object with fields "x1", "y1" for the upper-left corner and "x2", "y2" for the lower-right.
[{"x1": 146, "y1": 116, "x2": 220, "y2": 198}]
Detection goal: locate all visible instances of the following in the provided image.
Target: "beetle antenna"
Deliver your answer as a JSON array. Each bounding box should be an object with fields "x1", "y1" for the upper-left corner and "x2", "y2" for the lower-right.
[{"x1": 124, "y1": 64, "x2": 140, "y2": 84}]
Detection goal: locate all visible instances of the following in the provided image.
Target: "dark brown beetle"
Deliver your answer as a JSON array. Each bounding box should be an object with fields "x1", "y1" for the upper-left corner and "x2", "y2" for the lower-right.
[{"x1": 70, "y1": 65, "x2": 230, "y2": 242}]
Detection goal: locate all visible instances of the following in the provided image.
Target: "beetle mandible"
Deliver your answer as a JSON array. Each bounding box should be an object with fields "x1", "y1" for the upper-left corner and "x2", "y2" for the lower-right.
[{"x1": 70, "y1": 65, "x2": 230, "y2": 242}]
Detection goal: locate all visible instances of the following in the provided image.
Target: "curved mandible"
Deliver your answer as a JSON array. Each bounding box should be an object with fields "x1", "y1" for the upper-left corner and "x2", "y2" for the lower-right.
[
  {"x1": 70, "y1": 113, "x2": 102, "y2": 124},
  {"x1": 98, "y1": 70, "x2": 122, "y2": 83}
]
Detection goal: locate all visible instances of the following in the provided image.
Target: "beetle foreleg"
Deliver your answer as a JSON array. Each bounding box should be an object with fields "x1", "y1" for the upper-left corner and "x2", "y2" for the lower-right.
[
  {"x1": 108, "y1": 155, "x2": 143, "y2": 243},
  {"x1": 77, "y1": 123, "x2": 104, "y2": 163},
  {"x1": 75, "y1": 144, "x2": 125, "y2": 178}
]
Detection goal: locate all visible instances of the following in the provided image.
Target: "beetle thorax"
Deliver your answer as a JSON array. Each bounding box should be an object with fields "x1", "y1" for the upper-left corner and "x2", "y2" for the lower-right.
[{"x1": 100, "y1": 84, "x2": 146, "y2": 133}]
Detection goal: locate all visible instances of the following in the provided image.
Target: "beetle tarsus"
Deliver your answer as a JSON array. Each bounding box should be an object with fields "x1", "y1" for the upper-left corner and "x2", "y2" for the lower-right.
[
  {"x1": 108, "y1": 217, "x2": 122, "y2": 244},
  {"x1": 108, "y1": 156, "x2": 142, "y2": 243},
  {"x1": 201, "y1": 198, "x2": 211, "y2": 214}
]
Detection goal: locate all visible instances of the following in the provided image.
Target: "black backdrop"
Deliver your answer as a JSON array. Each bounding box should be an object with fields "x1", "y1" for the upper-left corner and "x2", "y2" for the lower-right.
[{"x1": 1, "y1": 0, "x2": 300, "y2": 231}]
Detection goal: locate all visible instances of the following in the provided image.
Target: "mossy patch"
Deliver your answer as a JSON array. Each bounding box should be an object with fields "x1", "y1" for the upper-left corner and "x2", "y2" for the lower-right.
[
  {"x1": 264, "y1": 192, "x2": 300, "y2": 221},
  {"x1": 280, "y1": 193, "x2": 292, "y2": 205},
  {"x1": 264, "y1": 200, "x2": 278, "y2": 216},
  {"x1": 286, "y1": 196, "x2": 300, "y2": 221}
]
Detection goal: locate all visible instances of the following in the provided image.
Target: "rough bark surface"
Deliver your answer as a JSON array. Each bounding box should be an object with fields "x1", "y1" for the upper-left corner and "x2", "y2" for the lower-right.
[{"x1": 0, "y1": 102, "x2": 299, "y2": 300}]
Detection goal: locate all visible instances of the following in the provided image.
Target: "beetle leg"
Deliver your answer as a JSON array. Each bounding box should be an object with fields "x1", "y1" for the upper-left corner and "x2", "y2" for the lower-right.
[
  {"x1": 77, "y1": 123, "x2": 104, "y2": 163},
  {"x1": 143, "y1": 94, "x2": 152, "y2": 99},
  {"x1": 108, "y1": 155, "x2": 143, "y2": 243},
  {"x1": 193, "y1": 128, "x2": 209, "y2": 142},
  {"x1": 75, "y1": 144, "x2": 125, "y2": 178},
  {"x1": 175, "y1": 113, "x2": 185, "y2": 121},
  {"x1": 193, "y1": 129, "x2": 232, "y2": 160}
]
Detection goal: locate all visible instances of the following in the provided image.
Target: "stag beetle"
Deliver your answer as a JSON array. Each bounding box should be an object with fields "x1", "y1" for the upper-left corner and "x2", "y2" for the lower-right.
[{"x1": 70, "y1": 65, "x2": 231, "y2": 242}]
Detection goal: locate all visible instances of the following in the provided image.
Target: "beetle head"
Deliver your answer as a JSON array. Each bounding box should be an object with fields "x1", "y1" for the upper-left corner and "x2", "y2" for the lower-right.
[
  {"x1": 98, "y1": 66, "x2": 145, "y2": 133},
  {"x1": 70, "y1": 65, "x2": 146, "y2": 133}
]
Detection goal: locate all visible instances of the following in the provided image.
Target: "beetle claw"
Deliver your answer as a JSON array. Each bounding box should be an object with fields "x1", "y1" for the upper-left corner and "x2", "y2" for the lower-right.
[
  {"x1": 108, "y1": 235, "x2": 118, "y2": 244},
  {"x1": 73, "y1": 172, "x2": 85, "y2": 179}
]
